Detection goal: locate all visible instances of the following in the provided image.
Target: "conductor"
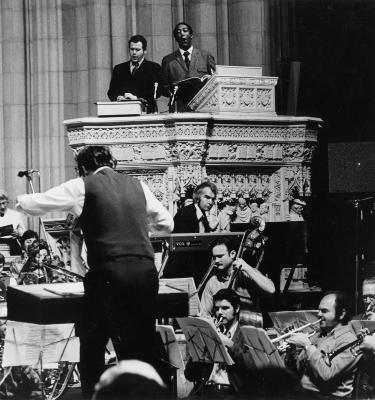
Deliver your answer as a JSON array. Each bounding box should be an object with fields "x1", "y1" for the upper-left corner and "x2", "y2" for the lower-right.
[{"x1": 16, "y1": 146, "x2": 174, "y2": 396}]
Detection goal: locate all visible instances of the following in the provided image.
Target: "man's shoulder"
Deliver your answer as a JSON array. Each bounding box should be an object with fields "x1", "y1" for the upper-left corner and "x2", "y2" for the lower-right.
[
  {"x1": 162, "y1": 50, "x2": 179, "y2": 63},
  {"x1": 192, "y1": 47, "x2": 213, "y2": 59},
  {"x1": 143, "y1": 59, "x2": 161, "y2": 68},
  {"x1": 333, "y1": 324, "x2": 357, "y2": 343},
  {"x1": 175, "y1": 204, "x2": 196, "y2": 217},
  {"x1": 113, "y1": 61, "x2": 130, "y2": 69}
]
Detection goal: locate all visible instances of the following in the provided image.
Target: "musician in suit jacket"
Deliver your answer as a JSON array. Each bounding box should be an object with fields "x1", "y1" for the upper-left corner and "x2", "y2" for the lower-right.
[
  {"x1": 173, "y1": 181, "x2": 217, "y2": 233},
  {"x1": 161, "y1": 22, "x2": 216, "y2": 111},
  {"x1": 107, "y1": 35, "x2": 162, "y2": 113}
]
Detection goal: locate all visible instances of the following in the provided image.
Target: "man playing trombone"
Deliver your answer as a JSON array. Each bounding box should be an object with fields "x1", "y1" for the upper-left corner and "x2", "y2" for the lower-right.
[
  {"x1": 286, "y1": 291, "x2": 359, "y2": 398},
  {"x1": 200, "y1": 236, "x2": 275, "y2": 326}
]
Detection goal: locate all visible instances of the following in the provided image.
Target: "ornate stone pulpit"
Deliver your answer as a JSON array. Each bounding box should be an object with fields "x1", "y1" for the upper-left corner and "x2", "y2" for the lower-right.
[{"x1": 64, "y1": 66, "x2": 321, "y2": 222}]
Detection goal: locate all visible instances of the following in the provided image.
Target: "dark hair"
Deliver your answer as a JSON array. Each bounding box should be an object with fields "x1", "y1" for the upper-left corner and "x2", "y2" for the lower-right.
[
  {"x1": 76, "y1": 146, "x2": 117, "y2": 176},
  {"x1": 209, "y1": 236, "x2": 236, "y2": 253},
  {"x1": 128, "y1": 34, "x2": 147, "y2": 51},
  {"x1": 0, "y1": 253, "x2": 4, "y2": 265},
  {"x1": 193, "y1": 181, "x2": 217, "y2": 202},
  {"x1": 173, "y1": 22, "x2": 193, "y2": 38},
  {"x1": 213, "y1": 288, "x2": 240, "y2": 311},
  {"x1": 20, "y1": 230, "x2": 39, "y2": 247},
  {"x1": 324, "y1": 291, "x2": 351, "y2": 325}
]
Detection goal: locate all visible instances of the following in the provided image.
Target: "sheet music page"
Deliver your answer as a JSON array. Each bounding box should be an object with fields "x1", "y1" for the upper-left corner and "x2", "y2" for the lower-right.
[
  {"x1": 160, "y1": 278, "x2": 200, "y2": 316},
  {"x1": 156, "y1": 325, "x2": 184, "y2": 369},
  {"x1": 350, "y1": 320, "x2": 375, "y2": 335},
  {"x1": 2, "y1": 321, "x2": 79, "y2": 367},
  {"x1": 177, "y1": 317, "x2": 234, "y2": 365}
]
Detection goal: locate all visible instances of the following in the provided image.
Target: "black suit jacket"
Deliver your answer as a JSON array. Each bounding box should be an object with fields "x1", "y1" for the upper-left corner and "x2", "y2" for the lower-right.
[
  {"x1": 173, "y1": 204, "x2": 200, "y2": 233},
  {"x1": 107, "y1": 59, "x2": 162, "y2": 113}
]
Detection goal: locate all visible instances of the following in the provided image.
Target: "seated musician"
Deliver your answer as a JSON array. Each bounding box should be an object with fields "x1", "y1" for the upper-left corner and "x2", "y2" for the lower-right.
[
  {"x1": 286, "y1": 291, "x2": 359, "y2": 398},
  {"x1": 353, "y1": 277, "x2": 375, "y2": 321},
  {"x1": 185, "y1": 289, "x2": 244, "y2": 395},
  {"x1": 200, "y1": 236, "x2": 275, "y2": 326}
]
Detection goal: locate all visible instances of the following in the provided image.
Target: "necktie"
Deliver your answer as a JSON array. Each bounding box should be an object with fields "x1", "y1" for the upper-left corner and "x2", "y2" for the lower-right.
[
  {"x1": 201, "y1": 213, "x2": 211, "y2": 233},
  {"x1": 183, "y1": 51, "x2": 190, "y2": 69},
  {"x1": 132, "y1": 62, "x2": 139, "y2": 74}
]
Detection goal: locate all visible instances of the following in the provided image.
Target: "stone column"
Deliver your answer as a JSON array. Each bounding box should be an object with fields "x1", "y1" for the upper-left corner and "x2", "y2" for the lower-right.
[
  {"x1": 227, "y1": 0, "x2": 271, "y2": 73},
  {"x1": 0, "y1": 0, "x2": 28, "y2": 205}
]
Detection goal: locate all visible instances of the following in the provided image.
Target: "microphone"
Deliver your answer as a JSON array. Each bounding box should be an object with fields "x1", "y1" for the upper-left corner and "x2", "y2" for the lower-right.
[
  {"x1": 18, "y1": 169, "x2": 39, "y2": 178},
  {"x1": 153, "y1": 82, "x2": 158, "y2": 100}
]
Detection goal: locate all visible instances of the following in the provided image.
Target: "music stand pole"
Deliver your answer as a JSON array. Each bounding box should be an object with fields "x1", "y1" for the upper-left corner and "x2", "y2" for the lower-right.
[{"x1": 353, "y1": 200, "x2": 360, "y2": 315}]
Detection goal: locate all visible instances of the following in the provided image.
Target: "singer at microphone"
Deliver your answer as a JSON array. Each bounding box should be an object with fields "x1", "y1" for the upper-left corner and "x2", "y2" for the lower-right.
[{"x1": 18, "y1": 169, "x2": 39, "y2": 178}]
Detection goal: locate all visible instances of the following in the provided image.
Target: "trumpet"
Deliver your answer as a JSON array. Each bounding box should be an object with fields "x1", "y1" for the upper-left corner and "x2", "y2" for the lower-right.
[
  {"x1": 271, "y1": 318, "x2": 322, "y2": 352},
  {"x1": 214, "y1": 316, "x2": 227, "y2": 335}
]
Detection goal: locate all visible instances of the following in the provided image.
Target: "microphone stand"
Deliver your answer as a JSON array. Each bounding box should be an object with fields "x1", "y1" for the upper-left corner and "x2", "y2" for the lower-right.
[
  {"x1": 22, "y1": 171, "x2": 54, "y2": 282},
  {"x1": 350, "y1": 196, "x2": 374, "y2": 314}
]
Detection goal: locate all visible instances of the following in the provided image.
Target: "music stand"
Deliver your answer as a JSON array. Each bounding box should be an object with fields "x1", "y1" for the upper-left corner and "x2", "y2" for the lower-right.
[
  {"x1": 240, "y1": 326, "x2": 284, "y2": 368},
  {"x1": 268, "y1": 310, "x2": 319, "y2": 334},
  {"x1": 176, "y1": 317, "x2": 233, "y2": 365},
  {"x1": 2, "y1": 321, "x2": 79, "y2": 400}
]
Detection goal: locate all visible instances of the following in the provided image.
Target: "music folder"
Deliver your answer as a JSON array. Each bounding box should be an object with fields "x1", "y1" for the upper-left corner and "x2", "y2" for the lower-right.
[{"x1": 0, "y1": 225, "x2": 13, "y2": 237}]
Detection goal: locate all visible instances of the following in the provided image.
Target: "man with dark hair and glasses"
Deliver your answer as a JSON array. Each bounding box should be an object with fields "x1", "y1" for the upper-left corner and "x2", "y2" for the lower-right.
[{"x1": 16, "y1": 145, "x2": 174, "y2": 397}]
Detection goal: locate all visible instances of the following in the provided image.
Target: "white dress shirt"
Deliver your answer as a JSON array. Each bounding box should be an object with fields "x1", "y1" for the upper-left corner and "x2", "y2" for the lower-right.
[{"x1": 16, "y1": 167, "x2": 174, "y2": 234}]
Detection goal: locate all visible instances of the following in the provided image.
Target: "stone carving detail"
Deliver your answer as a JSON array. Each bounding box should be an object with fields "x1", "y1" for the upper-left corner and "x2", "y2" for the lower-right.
[
  {"x1": 221, "y1": 87, "x2": 237, "y2": 108},
  {"x1": 211, "y1": 125, "x2": 318, "y2": 141},
  {"x1": 172, "y1": 141, "x2": 206, "y2": 161},
  {"x1": 175, "y1": 124, "x2": 208, "y2": 137},
  {"x1": 119, "y1": 169, "x2": 168, "y2": 206},
  {"x1": 256, "y1": 88, "x2": 272, "y2": 109},
  {"x1": 111, "y1": 144, "x2": 170, "y2": 162},
  {"x1": 239, "y1": 88, "x2": 256, "y2": 109},
  {"x1": 208, "y1": 143, "x2": 314, "y2": 162},
  {"x1": 285, "y1": 166, "x2": 305, "y2": 198},
  {"x1": 206, "y1": 169, "x2": 274, "y2": 202},
  {"x1": 174, "y1": 164, "x2": 203, "y2": 201},
  {"x1": 203, "y1": 91, "x2": 219, "y2": 109}
]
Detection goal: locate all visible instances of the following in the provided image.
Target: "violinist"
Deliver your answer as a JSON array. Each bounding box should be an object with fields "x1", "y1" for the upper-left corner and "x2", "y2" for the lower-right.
[{"x1": 200, "y1": 236, "x2": 275, "y2": 325}]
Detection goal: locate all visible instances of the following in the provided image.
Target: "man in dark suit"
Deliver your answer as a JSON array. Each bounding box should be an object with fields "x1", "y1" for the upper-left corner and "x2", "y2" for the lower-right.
[
  {"x1": 161, "y1": 22, "x2": 216, "y2": 111},
  {"x1": 107, "y1": 35, "x2": 162, "y2": 113},
  {"x1": 173, "y1": 181, "x2": 217, "y2": 233}
]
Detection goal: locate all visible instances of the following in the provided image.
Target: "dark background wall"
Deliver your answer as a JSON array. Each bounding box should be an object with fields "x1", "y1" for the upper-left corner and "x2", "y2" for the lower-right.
[{"x1": 282, "y1": 0, "x2": 375, "y2": 304}]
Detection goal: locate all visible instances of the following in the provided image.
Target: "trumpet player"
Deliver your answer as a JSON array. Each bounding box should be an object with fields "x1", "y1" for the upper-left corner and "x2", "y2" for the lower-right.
[{"x1": 286, "y1": 291, "x2": 359, "y2": 398}]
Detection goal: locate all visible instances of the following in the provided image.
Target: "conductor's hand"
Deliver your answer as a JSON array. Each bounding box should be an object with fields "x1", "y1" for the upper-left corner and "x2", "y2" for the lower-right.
[{"x1": 287, "y1": 332, "x2": 311, "y2": 349}]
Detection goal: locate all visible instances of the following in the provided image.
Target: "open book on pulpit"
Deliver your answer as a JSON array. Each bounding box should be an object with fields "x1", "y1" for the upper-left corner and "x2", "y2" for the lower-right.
[{"x1": 176, "y1": 317, "x2": 233, "y2": 365}]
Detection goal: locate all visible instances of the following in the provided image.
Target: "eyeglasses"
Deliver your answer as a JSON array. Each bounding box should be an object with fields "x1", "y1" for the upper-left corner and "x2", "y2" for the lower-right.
[{"x1": 362, "y1": 294, "x2": 375, "y2": 301}]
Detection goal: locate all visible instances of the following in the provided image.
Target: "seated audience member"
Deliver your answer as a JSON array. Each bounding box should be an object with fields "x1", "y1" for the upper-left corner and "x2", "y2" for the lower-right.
[
  {"x1": 259, "y1": 202, "x2": 270, "y2": 222},
  {"x1": 234, "y1": 197, "x2": 251, "y2": 224},
  {"x1": 216, "y1": 200, "x2": 237, "y2": 232},
  {"x1": 200, "y1": 237, "x2": 275, "y2": 325},
  {"x1": 173, "y1": 182, "x2": 217, "y2": 233},
  {"x1": 353, "y1": 277, "x2": 375, "y2": 320},
  {"x1": 107, "y1": 35, "x2": 162, "y2": 113},
  {"x1": 289, "y1": 198, "x2": 306, "y2": 222},
  {"x1": 161, "y1": 22, "x2": 216, "y2": 111},
  {"x1": 93, "y1": 359, "x2": 168, "y2": 400},
  {"x1": 0, "y1": 190, "x2": 25, "y2": 254},
  {"x1": 287, "y1": 291, "x2": 359, "y2": 398}
]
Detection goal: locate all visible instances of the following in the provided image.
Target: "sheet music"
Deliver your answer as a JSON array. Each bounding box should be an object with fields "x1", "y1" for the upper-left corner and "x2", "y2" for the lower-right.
[
  {"x1": 2, "y1": 321, "x2": 79, "y2": 367},
  {"x1": 177, "y1": 317, "x2": 234, "y2": 365},
  {"x1": 156, "y1": 325, "x2": 184, "y2": 370},
  {"x1": 160, "y1": 278, "x2": 200, "y2": 316}
]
